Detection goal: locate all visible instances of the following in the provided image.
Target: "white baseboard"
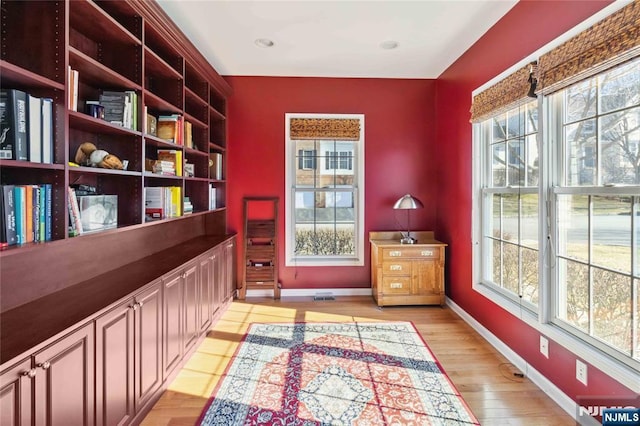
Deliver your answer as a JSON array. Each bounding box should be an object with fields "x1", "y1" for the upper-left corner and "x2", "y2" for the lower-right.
[
  {"x1": 245, "y1": 287, "x2": 373, "y2": 298},
  {"x1": 445, "y1": 297, "x2": 591, "y2": 424}
]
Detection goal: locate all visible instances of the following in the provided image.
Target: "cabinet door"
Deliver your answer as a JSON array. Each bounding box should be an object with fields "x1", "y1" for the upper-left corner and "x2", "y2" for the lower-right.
[
  {"x1": 34, "y1": 322, "x2": 94, "y2": 426},
  {"x1": 0, "y1": 358, "x2": 33, "y2": 426},
  {"x1": 198, "y1": 253, "x2": 213, "y2": 333},
  {"x1": 95, "y1": 300, "x2": 134, "y2": 426},
  {"x1": 223, "y1": 240, "x2": 236, "y2": 301},
  {"x1": 183, "y1": 262, "x2": 199, "y2": 353},
  {"x1": 134, "y1": 282, "x2": 163, "y2": 412},
  {"x1": 413, "y1": 260, "x2": 441, "y2": 296},
  {"x1": 163, "y1": 270, "x2": 183, "y2": 379}
]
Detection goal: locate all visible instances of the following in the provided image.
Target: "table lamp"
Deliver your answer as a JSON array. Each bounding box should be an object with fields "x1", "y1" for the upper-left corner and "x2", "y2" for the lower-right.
[{"x1": 393, "y1": 194, "x2": 423, "y2": 244}]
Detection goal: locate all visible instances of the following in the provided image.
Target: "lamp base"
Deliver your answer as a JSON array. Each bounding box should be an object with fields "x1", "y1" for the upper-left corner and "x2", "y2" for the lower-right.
[{"x1": 400, "y1": 236, "x2": 417, "y2": 244}]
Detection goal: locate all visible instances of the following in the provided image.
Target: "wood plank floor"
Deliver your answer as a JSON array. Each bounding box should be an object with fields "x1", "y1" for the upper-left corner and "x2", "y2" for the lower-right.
[{"x1": 141, "y1": 296, "x2": 574, "y2": 425}]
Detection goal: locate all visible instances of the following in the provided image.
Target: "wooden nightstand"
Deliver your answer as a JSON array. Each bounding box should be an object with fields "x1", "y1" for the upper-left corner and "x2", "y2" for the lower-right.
[{"x1": 370, "y1": 231, "x2": 447, "y2": 307}]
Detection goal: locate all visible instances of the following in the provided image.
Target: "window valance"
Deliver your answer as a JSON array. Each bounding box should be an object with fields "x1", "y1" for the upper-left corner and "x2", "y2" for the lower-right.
[
  {"x1": 289, "y1": 118, "x2": 360, "y2": 140},
  {"x1": 470, "y1": 64, "x2": 534, "y2": 123},
  {"x1": 537, "y1": 0, "x2": 640, "y2": 94}
]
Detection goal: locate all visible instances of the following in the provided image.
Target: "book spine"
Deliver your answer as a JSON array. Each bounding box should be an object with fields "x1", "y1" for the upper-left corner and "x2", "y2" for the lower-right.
[
  {"x1": 44, "y1": 184, "x2": 52, "y2": 241},
  {"x1": 31, "y1": 185, "x2": 40, "y2": 242},
  {"x1": 1, "y1": 185, "x2": 17, "y2": 246},
  {"x1": 28, "y1": 94, "x2": 42, "y2": 163},
  {"x1": 1, "y1": 89, "x2": 29, "y2": 160},
  {"x1": 41, "y1": 98, "x2": 53, "y2": 164},
  {"x1": 68, "y1": 187, "x2": 83, "y2": 235},
  {"x1": 14, "y1": 186, "x2": 25, "y2": 244},
  {"x1": 39, "y1": 184, "x2": 46, "y2": 242},
  {"x1": 24, "y1": 185, "x2": 33, "y2": 243}
]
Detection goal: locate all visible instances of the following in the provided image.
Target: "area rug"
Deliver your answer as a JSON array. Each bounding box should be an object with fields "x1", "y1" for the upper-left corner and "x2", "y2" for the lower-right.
[{"x1": 199, "y1": 322, "x2": 479, "y2": 425}]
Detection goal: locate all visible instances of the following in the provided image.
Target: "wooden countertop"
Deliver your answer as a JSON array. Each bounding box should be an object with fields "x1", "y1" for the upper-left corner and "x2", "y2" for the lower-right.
[
  {"x1": 1, "y1": 234, "x2": 234, "y2": 366},
  {"x1": 369, "y1": 231, "x2": 447, "y2": 247}
]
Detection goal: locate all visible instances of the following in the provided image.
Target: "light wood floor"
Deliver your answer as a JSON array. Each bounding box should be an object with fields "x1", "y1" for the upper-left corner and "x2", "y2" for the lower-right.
[{"x1": 141, "y1": 297, "x2": 574, "y2": 425}]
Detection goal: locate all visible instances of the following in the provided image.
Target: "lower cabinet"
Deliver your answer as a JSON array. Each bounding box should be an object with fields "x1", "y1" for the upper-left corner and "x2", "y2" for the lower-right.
[
  {"x1": 0, "y1": 237, "x2": 236, "y2": 426},
  {"x1": 0, "y1": 323, "x2": 94, "y2": 426},
  {"x1": 95, "y1": 281, "x2": 163, "y2": 426}
]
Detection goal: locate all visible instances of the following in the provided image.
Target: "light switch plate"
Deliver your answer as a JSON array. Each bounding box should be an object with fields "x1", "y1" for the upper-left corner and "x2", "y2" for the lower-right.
[
  {"x1": 540, "y1": 335, "x2": 549, "y2": 358},
  {"x1": 576, "y1": 359, "x2": 588, "y2": 385}
]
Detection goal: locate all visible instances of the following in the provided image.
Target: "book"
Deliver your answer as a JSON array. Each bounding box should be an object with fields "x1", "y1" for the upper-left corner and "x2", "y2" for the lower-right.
[
  {"x1": 14, "y1": 186, "x2": 26, "y2": 244},
  {"x1": 24, "y1": 185, "x2": 33, "y2": 243},
  {"x1": 100, "y1": 91, "x2": 127, "y2": 126},
  {"x1": 67, "y1": 66, "x2": 79, "y2": 111},
  {"x1": 209, "y1": 185, "x2": 217, "y2": 210},
  {"x1": 38, "y1": 184, "x2": 46, "y2": 242},
  {"x1": 27, "y1": 94, "x2": 42, "y2": 163},
  {"x1": 41, "y1": 98, "x2": 53, "y2": 163},
  {"x1": 210, "y1": 152, "x2": 222, "y2": 180},
  {"x1": 169, "y1": 186, "x2": 181, "y2": 217},
  {"x1": 43, "y1": 183, "x2": 52, "y2": 241},
  {"x1": 0, "y1": 185, "x2": 17, "y2": 246},
  {"x1": 67, "y1": 187, "x2": 83, "y2": 236},
  {"x1": 0, "y1": 89, "x2": 29, "y2": 160},
  {"x1": 144, "y1": 187, "x2": 165, "y2": 221},
  {"x1": 184, "y1": 120, "x2": 193, "y2": 149},
  {"x1": 146, "y1": 113, "x2": 157, "y2": 136}
]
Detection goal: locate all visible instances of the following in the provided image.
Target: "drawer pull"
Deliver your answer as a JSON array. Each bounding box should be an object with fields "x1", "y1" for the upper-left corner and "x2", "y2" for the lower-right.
[
  {"x1": 37, "y1": 361, "x2": 50, "y2": 370},
  {"x1": 389, "y1": 264, "x2": 403, "y2": 271},
  {"x1": 389, "y1": 250, "x2": 402, "y2": 257},
  {"x1": 390, "y1": 282, "x2": 403, "y2": 289},
  {"x1": 421, "y1": 250, "x2": 434, "y2": 256},
  {"x1": 22, "y1": 369, "x2": 36, "y2": 378}
]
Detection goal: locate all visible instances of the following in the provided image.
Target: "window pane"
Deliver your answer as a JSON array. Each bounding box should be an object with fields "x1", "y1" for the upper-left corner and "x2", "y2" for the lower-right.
[
  {"x1": 507, "y1": 108, "x2": 524, "y2": 138},
  {"x1": 599, "y1": 60, "x2": 640, "y2": 114},
  {"x1": 492, "y1": 142, "x2": 506, "y2": 186},
  {"x1": 600, "y1": 107, "x2": 640, "y2": 185},
  {"x1": 566, "y1": 77, "x2": 597, "y2": 122},
  {"x1": 525, "y1": 100, "x2": 538, "y2": 133},
  {"x1": 502, "y1": 242, "x2": 519, "y2": 294},
  {"x1": 492, "y1": 114, "x2": 507, "y2": 142},
  {"x1": 525, "y1": 134, "x2": 539, "y2": 186},
  {"x1": 521, "y1": 247, "x2": 539, "y2": 304},
  {"x1": 557, "y1": 258, "x2": 590, "y2": 333},
  {"x1": 521, "y1": 193, "x2": 538, "y2": 249},
  {"x1": 507, "y1": 138, "x2": 525, "y2": 186},
  {"x1": 592, "y1": 267, "x2": 632, "y2": 356},
  {"x1": 558, "y1": 194, "x2": 589, "y2": 262},
  {"x1": 492, "y1": 239, "x2": 501, "y2": 286},
  {"x1": 490, "y1": 193, "x2": 500, "y2": 240},
  {"x1": 565, "y1": 119, "x2": 597, "y2": 186},
  {"x1": 592, "y1": 196, "x2": 631, "y2": 274},
  {"x1": 635, "y1": 278, "x2": 640, "y2": 359},
  {"x1": 503, "y1": 194, "x2": 518, "y2": 243},
  {"x1": 635, "y1": 197, "x2": 640, "y2": 278}
]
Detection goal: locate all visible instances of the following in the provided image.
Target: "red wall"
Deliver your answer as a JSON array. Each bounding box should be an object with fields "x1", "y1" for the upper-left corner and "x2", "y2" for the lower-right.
[
  {"x1": 226, "y1": 77, "x2": 437, "y2": 289},
  {"x1": 435, "y1": 0, "x2": 635, "y2": 406}
]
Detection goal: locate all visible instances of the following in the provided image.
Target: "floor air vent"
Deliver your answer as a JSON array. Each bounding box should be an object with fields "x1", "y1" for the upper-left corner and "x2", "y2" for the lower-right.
[{"x1": 313, "y1": 292, "x2": 335, "y2": 301}]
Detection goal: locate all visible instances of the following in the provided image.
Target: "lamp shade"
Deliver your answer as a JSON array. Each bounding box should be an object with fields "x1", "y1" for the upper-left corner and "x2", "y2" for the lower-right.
[{"x1": 393, "y1": 194, "x2": 423, "y2": 210}]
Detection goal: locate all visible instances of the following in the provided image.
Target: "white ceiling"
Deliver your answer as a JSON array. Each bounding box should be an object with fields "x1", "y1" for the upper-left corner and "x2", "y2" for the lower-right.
[{"x1": 157, "y1": 0, "x2": 517, "y2": 79}]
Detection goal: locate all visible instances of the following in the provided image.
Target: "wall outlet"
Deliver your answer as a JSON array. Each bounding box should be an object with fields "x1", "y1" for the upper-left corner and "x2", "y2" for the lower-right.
[
  {"x1": 540, "y1": 335, "x2": 549, "y2": 358},
  {"x1": 576, "y1": 359, "x2": 588, "y2": 385}
]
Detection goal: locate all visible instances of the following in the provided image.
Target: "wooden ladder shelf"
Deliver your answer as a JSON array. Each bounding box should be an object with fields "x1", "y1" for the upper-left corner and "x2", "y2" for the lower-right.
[{"x1": 239, "y1": 197, "x2": 280, "y2": 299}]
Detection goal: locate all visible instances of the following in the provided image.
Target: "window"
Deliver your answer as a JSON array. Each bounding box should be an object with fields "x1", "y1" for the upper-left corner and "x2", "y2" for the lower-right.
[
  {"x1": 474, "y1": 57, "x2": 640, "y2": 375},
  {"x1": 478, "y1": 100, "x2": 540, "y2": 307},
  {"x1": 285, "y1": 114, "x2": 365, "y2": 266},
  {"x1": 551, "y1": 58, "x2": 640, "y2": 364}
]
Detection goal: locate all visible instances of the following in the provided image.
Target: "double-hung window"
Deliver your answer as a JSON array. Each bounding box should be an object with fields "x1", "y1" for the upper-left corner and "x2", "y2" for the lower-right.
[
  {"x1": 285, "y1": 114, "x2": 365, "y2": 266},
  {"x1": 473, "y1": 5, "x2": 640, "y2": 383},
  {"x1": 551, "y1": 58, "x2": 640, "y2": 364}
]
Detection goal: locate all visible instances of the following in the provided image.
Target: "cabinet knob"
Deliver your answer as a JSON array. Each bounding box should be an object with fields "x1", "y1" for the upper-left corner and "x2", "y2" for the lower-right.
[
  {"x1": 37, "y1": 361, "x2": 50, "y2": 370},
  {"x1": 137, "y1": 301, "x2": 143, "y2": 308},
  {"x1": 182, "y1": 272, "x2": 187, "y2": 279},
  {"x1": 21, "y1": 369, "x2": 36, "y2": 378},
  {"x1": 130, "y1": 303, "x2": 138, "y2": 311}
]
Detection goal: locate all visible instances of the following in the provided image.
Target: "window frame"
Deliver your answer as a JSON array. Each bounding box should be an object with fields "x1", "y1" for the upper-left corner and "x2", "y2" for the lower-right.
[
  {"x1": 472, "y1": 56, "x2": 640, "y2": 392},
  {"x1": 284, "y1": 113, "x2": 365, "y2": 267}
]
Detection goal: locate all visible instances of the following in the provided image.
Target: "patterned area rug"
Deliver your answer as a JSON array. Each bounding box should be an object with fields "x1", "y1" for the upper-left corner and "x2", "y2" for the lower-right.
[{"x1": 199, "y1": 322, "x2": 479, "y2": 425}]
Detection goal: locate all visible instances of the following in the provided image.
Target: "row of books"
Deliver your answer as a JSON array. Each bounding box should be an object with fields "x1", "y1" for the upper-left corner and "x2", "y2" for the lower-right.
[
  {"x1": 145, "y1": 149, "x2": 183, "y2": 176},
  {"x1": 68, "y1": 66, "x2": 79, "y2": 112},
  {"x1": 210, "y1": 153, "x2": 223, "y2": 180},
  {"x1": 153, "y1": 114, "x2": 194, "y2": 148},
  {"x1": 1, "y1": 184, "x2": 53, "y2": 247},
  {"x1": 144, "y1": 186, "x2": 182, "y2": 221},
  {"x1": 0, "y1": 89, "x2": 54, "y2": 163},
  {"x1": 99, "y1": 90, "x2": 138, "y2": 131}
]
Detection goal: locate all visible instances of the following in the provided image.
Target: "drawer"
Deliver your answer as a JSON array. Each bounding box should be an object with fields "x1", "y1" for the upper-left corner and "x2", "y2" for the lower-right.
[
  {"x1": 381, "y1": 277, "x2": 412, "y2": 294},
  {"x1": 246, "y1": 265, "x2": 274, "y2": 282},
  {"x1": 381, "y1": 261, "x2": 412, "y2": 275},
  {"x1": 247, "y1": 220, "x2": 275, "y2": 238},
  {"x1": 246, "y1": 244, "x2": 275, "y2": 259},
  {"x1": 382, "y1": 247, "x2": 439, "y2": 259}
]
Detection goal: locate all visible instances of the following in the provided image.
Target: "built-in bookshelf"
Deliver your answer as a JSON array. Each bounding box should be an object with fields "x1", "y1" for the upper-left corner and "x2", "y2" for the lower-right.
[{"x1": 0, "y1": 0, "x2": 232, "y2": 310}]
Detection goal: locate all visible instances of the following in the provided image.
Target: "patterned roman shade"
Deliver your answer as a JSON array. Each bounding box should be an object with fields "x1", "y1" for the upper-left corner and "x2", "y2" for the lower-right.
[
  {"x1": 290, "y1": 118, "x2": 360, "y2": 140},
  {"x1": 470, "y1": 64, "x2": 534, "y2": 123},
  {"x1": 537, "y1": 1, "x2": 640, "y2": 94}
]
